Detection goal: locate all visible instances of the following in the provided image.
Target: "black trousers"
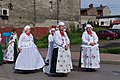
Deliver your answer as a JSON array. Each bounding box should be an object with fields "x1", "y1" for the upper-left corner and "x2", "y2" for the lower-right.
[
  {"x1": 14, "y1": 43, "x2": 18, "y2": 63},
  {"x1": 50, "y1": 48, "x2": 58, "y2": 73}
]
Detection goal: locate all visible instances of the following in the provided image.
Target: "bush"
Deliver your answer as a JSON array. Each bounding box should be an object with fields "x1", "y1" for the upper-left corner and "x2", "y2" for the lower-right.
[
  {"x1": 69, "y1": 23, "x2": 76, "y2": 32},
  {"x1": 100, "y1": 47, "x2": 120, "y2": 54}
]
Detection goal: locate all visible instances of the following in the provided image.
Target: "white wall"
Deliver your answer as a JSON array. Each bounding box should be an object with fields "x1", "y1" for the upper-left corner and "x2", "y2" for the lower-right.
[
  {"x1": 81, "y1": 16, "x2": 96, "y2": 24},
  {"x1": 98, "y1": 18, "x2": 111, "y2": 26}
]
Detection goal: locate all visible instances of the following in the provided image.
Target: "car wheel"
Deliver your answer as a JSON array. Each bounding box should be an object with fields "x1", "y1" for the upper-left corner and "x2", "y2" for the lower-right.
[{"x1": 106, "y1": 37, "x2": 111, "y2": 40}]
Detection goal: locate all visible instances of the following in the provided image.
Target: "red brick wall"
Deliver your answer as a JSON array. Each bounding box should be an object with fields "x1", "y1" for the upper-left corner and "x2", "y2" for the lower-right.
[{"x1": 0, "y1": 27, "x2": 49, "y2": 44}]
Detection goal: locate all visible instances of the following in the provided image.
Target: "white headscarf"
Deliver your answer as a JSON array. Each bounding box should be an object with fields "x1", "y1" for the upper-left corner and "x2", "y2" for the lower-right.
[
  {"x1": 85, "y1": 24, "x2": 93, "y2": 30},
  {"x1": 57, "y1": 22, "x2": 66, "y2": 31},
  {"x1": 49, "y1": 28, "x2": 55, "y2": 34},
  {"x1": 23, "y1": 25, "x2": 31, "y2": 33},
  {"x1": 58, "y1": 22, "x2": 65, "y2": 27}
]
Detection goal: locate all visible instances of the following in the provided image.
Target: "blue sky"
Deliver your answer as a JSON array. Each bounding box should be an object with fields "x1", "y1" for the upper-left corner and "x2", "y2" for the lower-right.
[{"x1": 81, "y1": 0, "x2": 120, "y2": 15}]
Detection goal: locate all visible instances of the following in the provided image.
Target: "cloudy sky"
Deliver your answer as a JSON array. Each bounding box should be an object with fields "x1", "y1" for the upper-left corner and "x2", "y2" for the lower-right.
[{"x1": 81, "y1": 0, "x2": 120, "y2": 15}]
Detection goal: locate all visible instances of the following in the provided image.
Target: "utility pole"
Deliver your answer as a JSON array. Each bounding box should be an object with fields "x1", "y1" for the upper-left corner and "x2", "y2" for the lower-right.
[
  {"x1": 56, "y1": 0, "x2": 59, "y2": 24},
  {"x1": 79, "y1": 0, "x2": 81, "y2": 29},
  {"x1": 79, "y1": 0, "x2": 81, "y2": 67},
  {"x1": 33, "y1": 0, "x2": 36, "y2": 27}
]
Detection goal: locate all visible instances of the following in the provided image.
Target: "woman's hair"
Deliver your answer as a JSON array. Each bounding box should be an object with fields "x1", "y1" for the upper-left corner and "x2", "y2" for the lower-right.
[{"x1": 11, "y1": 28, "x2": 16, "y2": 33}]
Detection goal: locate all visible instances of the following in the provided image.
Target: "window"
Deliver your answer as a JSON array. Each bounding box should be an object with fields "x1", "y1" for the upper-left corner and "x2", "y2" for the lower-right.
[
  {"x1": 101, "y1": 21, "x2": 104, "y2": 25},
  {"x1": 49, "y1": 1, "x2": 53, "y2": 10}
]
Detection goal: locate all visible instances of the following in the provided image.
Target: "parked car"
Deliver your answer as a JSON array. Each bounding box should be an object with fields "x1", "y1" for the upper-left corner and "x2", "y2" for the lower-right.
[
  {"x1": 96, "y1": 30, "x2": 117, "y2": 40},
  {"x1": 112, "y1": 24, "x2": 120, "y2": 29},
  {"x1": 109, "y1": 29, "x2": 120, "y2": 38}
]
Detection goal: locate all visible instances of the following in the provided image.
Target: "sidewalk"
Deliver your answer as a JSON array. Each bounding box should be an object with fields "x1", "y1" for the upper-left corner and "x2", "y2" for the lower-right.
[{"x1": 39, "y1": 48, "x2": 120, "y2": 65}]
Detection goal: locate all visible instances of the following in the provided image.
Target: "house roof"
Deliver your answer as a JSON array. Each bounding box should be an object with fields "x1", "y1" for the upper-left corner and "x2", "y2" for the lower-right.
[
  {"x1": 96, "y1": 6, "x2": 107, "y2": 10},
  {"x1": 97, "y1": 15, "x2": 120, "y2": 19},
  {"x1": 81, "y1": 6, "x2": 110, "y2": 11}
]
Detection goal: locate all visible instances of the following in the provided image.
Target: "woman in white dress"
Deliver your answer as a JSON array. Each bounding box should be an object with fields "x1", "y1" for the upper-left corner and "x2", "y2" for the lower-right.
[
  {"x1": 4, "y1": 28, "x2": 18, "y2": 63},
  {"x1": 80, "y1": 24, "x2": 100, "y2": 71},
  {"x1": 43, "y1": 28, "x2": 55, "y2": 74},
  {"x1": 15, "y1": 25, "x2": 45, "y2": 73},
  {"x1": 50, "y1": 22, "x2": 73, "y2": 77}
]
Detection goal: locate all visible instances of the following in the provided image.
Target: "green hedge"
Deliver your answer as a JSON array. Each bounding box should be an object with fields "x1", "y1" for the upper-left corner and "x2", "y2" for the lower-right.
[{"x1": 100, "y1": 47, "x2": 120, "y2": 54}]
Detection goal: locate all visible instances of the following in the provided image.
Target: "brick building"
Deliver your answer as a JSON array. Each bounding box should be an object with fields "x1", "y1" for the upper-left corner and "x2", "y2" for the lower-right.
[
  {"x1": 80, "y1": 4, "x2": 111, "y2": 25},
  {"x1": 81, "y1": 4, "x2": 111, "y2": 17},
  {"x1": 0, "y1": 0, "x2": 80, "y2": 27}
]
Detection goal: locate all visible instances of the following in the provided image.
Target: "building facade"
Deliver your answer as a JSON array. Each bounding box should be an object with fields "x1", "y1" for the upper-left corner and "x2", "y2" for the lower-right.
[
  {"x1": 0, "y1": 0, "x2": 80, "y2": 27},
  {"x1": 97, "y1": 15, "x2": 120, "y2": 27},
  {"x1": 80, "y1": 4, "x2": 111, "y2": 25},
  {"x1": 81, "y1": 4, "x2": 111, "y2": 17}
]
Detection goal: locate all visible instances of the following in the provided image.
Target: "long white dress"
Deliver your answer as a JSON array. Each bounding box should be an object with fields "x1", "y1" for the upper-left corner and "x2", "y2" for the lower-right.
[
  {"x1": 43, "y1": 34, "x2": 54, "y2": 74},
  {"x1": 4, "y1": 34, "x2": 17, "y2": 61},
  {"x1": 51, "y1": 30, "x2": 73, "y2": 73},
  {"x1": 81, "y1": 31, "x2": 100, "y2": 69},
  {"x1": 15, "y1": 33, "x2": 45, "y2": 70}
]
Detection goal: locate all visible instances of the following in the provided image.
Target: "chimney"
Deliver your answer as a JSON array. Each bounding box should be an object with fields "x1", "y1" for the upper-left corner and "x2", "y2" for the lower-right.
[
  {"x1": 100, "y1": 5, "x2": 103, "y2": 7},
  {"x1": 89, "y1": 4, "x2": 93, "y2": 8}
]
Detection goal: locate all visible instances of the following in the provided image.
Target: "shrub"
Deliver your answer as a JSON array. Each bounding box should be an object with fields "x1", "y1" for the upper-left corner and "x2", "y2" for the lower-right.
[
  {"x1": 69, "y1": 23, "x2": 76, "y2": 32},
  {"x1": 100, "y1": 47, "x2": 120, "y2": 54}
]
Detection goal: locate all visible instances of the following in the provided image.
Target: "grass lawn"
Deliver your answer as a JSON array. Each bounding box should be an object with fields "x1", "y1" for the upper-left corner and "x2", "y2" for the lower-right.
[
  {"x1": 34, "y1": 35, "x2": 48, "y2": 48},
  {"x1": 34, "y1": 27, "x2": 106, "y2": 48},
  {"x1": 34, "y1": 27, "x2": 120, "y2": 54},
  {"x1": 34, "y1": 31, "x2": 83, "y2": 48}
]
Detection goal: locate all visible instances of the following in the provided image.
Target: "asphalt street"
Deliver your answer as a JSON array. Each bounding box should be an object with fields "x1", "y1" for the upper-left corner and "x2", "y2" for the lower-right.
[{"x1": 0, "y1": 63, "x2": 120, "y2": 80}]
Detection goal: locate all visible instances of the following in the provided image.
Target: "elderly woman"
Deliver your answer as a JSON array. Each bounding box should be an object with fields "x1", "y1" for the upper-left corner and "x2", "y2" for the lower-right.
[
  {"x1": 80, "y1": 24, "x2": 100, "y2": 71},
  {"x1": 50, "y1": 22, "x2": 73, "y2": 76},
  {"x1": 43, "y1": 28, "x2": 56, "y2": 74},
  {"x1": 4, "y1": 28, "x2": 18, "y2": 63},
  {"x1": 0, "y1": 33, "x2": 3, "y2": 65},
  {"x1": 15, "y1": 25, "x2": 45, "y2": 73}
]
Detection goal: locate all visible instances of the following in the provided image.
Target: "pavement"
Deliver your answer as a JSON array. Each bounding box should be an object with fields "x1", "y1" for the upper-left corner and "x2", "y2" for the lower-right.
[
  {"x1": 0, "y1": 62, "x2": 120, "y2": 80},
  {"x1": 39, "y1": 48, "x2": 120, "y2": 65},
  {"x1": 0, "y1": 47, "x2": 120, "y2": 80}
]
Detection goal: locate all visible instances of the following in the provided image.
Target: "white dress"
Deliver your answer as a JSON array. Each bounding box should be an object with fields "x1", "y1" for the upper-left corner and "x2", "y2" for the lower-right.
[
  {"x1": 43, "y1": 34, "x2": 54, "y2": 73},
  {"x1": 81, "y1": 31, "x2": 100, "y2": 69},
  {"x1": 15, "y1": 33, "x2": 45, "y2": 70},
  {"x1": 52, "y1": 31, "x2": 73, "y2": 73},
  {"x1": 4, "y1": 34, "x2": 17, "y2": 61}
]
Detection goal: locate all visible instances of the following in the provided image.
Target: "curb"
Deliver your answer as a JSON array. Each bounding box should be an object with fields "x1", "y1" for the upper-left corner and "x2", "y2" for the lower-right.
[
  {"x1": 101, "y1": 60, "x2": 120, "y2": 65},
  {"x1": 72, "y1": 59, "x2": 120, "y2": 65},
  {"x1": 39, "y1": 49, "x2": 120, "y2": 65}
]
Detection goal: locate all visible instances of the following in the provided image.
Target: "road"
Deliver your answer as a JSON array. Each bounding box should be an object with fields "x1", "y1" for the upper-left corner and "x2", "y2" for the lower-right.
[
  {"x1": 1, "y1": 40, "x2": 120, "y2": 80},
  {"x1": 0, "y1": 63, "x2": 120, "y2": 80}
]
